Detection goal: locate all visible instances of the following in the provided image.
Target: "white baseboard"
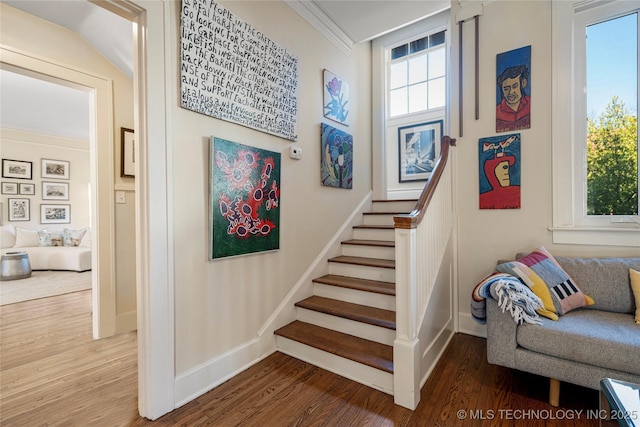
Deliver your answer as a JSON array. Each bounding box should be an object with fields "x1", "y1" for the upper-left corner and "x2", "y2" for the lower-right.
[
  {"x1": 115, "y1": 310, "x2": 137, "y2": 334},
  {"x1": 174, "y1": 338, "x2": 272, "y2": 408},
  {"x1": 457, "y1": 312, "x2": 487, "y2": 338}
]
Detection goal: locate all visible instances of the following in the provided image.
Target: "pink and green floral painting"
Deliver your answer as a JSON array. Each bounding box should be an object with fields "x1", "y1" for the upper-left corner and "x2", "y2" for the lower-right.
[
  {"x1": 323, "y1": 69, "x2": 350, "y2": 126},
  {"x1": 321, "y1": 123, "x2": 353, "y2": 189},
  {"x1": 210, "y1": 137, "x2": 281, "y2": 259}
]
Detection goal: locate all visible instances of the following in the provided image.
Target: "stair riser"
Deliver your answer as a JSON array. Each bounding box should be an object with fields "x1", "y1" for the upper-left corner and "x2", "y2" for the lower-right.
[
  {"x1": 329, "y1": 263, "x2": 395, "y2": 282},
  {"x1": 362, "y1": 214, "x2": 396, "y2": 227},
  {"x1": 352, "y1": 228, "x2": 395, "y2": 241},
  {"x1": 313, "y1": 283, "x2": 396, "y2": 311},
  {"x1": 276, "y1": 336, "x2": 394, "y2": 395},
  {"x1": 371, "y1": 201, "x2": 416, "y2": 213},
  {"x1": 341, "y1": 244, "x2": 395, "y2": 260},
  {"x1": 296, "y1": 308, "x2": 395, "y2": 346}
]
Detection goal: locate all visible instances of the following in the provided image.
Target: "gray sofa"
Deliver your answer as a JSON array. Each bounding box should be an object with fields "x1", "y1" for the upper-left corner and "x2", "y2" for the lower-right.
[{"x1": 486, "y1": 256, "x2": 640, "y2": 406}]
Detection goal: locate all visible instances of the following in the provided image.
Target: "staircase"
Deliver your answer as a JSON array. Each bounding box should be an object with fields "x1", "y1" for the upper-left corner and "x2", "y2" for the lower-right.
[{"x1": 274, "y1": 199, "x2": 416, "y2": 395}]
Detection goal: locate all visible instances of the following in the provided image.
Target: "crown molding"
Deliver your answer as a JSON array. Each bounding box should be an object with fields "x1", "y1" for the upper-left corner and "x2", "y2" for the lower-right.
[{"x1": 284, "y1": 0, "x2": 354, "y2": 56}]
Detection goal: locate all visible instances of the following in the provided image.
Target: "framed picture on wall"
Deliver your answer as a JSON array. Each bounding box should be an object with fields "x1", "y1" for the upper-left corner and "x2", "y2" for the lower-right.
[
  {"x1": 41, "y1": 158, "x2": 70, "y2": 180},
  {"x1": 42, "y1": 181, "x2": 69, "y2": 200},
  {"x1": 209, "y1": 137, "x2": 281, "y2": 259},
  {"x1": 2, "y1": 159, "x2": 32, "y2": 180},
  {"x1": 1, "y1": 182, "x2": 18, "y2": 195},
  {"x1": 397, "y1": 120, "x2": 443, "y2": 182},
  {"x1": 8, "y1": 198, "x2": 30, "y2": 221},
  {"x1": 323, "y1": 69, "x2": 351, "y2": 126},
  {"x1": 40, "y1": 204, "x2": 71, "y2": 224},
  {"x1": 121, "y1": 127, "x2": 135, "y2": 178},
  {"x1": 19, "y1": 183, "x2": 35, "y2": 195}
]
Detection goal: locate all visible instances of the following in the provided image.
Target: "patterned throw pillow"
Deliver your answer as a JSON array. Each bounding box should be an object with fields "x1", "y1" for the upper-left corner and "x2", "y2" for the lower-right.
[
  {"x1": 38, "y1": 230, "x2": 63, "y2": 247},
  {"x1": 63, "y1": 228, "x2": 86, "y2": 247},
  {"x1": 496, "y1": 246, "x2": 594, "y2": 320},
  {"x1": 630, "y1": 268, "x2": 640, "y2": 325}
]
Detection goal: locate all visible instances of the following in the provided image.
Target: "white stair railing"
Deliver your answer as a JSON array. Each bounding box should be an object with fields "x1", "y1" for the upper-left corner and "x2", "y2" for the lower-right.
[{"x1": 393, "y1": 136, "x2": 456, "y2": 410}]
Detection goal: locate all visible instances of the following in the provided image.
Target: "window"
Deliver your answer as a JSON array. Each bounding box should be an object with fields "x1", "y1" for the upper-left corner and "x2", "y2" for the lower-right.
[
  {"x1": 551, "y1": 1, "x2": 639, "y2": 246},
  {"x1": 388, "y1": 31, "x2": 446, "y2": 117},
  {"x1": 372, "y1": 11, "x2": 449, "y2": 199},
  {"x1": 585, "y1": 13, "x2": 638, "y2": 217}
]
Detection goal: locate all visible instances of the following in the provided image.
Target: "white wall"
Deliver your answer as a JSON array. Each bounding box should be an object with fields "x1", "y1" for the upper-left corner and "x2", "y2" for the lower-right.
[
  {"x1": 159, "y1": 0, "x2": 372, "y2": 377},
  {"x1": 1, "y1": 129, "x2": 89, "y2": 230},
  {"x1": 451, "y1": 0, "x2": 639, "y2": 336}
]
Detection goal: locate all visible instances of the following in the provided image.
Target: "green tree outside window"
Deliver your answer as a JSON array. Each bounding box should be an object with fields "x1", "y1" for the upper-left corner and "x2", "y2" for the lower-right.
[{"x1": 587, "y1": 96, "x2": 638, "y2": 216}]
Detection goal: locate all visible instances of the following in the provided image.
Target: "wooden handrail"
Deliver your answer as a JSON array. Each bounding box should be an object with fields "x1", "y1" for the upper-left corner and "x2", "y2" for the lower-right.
[{"x1": 394, "y1": 135, "x2": 457, "y2": 229}]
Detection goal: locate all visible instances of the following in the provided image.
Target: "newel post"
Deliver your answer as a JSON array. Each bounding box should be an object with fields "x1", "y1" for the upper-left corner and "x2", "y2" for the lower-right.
[{"x1": 393, "y1": 226, "x2": 421, "y2": 410}]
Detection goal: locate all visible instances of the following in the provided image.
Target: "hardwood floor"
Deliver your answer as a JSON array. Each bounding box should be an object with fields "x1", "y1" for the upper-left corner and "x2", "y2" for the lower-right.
[{"x1": 1, "y1": 290, "x2": 600, "y2": 426}]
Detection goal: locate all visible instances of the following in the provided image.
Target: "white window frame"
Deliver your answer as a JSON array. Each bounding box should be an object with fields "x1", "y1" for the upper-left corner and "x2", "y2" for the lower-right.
[
  {"x1": 387, "y1": 33, "x2": 447, "y2": 118},
  {"x1": 372, "y1": 10, "x2": 450, "y2": 200},
  {"x1": 551, "y1": 0, "x2": 640, "y2": 247}
]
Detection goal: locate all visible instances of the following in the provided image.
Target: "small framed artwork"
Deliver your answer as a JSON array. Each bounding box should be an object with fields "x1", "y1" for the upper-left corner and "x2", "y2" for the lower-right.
[
  {"x1": 398, "y1": 120, "x2": 443, "y2": 182},
  {"x1": 323, "y1": 69, "x2": 350, "y2": 126},
  {"x1": 496, "y1": 45, "x2": 531, "y2": 133},
  {"x1": 8, "y1": 198, "x2": 30, "y2": 221},
  {"x1": 321, "y1": 123, "x2": 353, "y2": 189},
  {"x1": 2, "y1": 159, "x2": 32, "y2": 180},
  {"x1": 41, "y1": 158, "x2": 70, "y2": 180},
  {"x1": 42, "y1": 181, "x2": 69, "y2": 200},
  {"x1": 1, "y1": 182, "x2": 18, "y2": 195},
  {"x1": 19, "y1": 183, "x2": 35, "y2": 195},
  {"x1": 479, "y1": 133, "x2": 521, "y2": 209},
  {"x1": 121, "y1": 127, "x2": 135, "y2": 178},
  {"x1": 40, "y1": 204, "x2": 71, "y2": 224}
]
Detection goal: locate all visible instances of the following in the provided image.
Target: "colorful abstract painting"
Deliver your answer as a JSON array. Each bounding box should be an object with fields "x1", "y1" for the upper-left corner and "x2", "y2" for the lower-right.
[
  {"x1": 321, "y1": 123, "x2": 353, "y2": 189},
  {"x1": 323, "y1": 69, "x2": 350, "y2": 126},
  {"x1": 210, "y1": 137, "x2": 281, "y2": 259},
  {"x1": 496, "y1": 46, "x2": 531, "y2": 133},
  {"x1": 479, "y1": 134, "x2": 521, "y2": 209}
]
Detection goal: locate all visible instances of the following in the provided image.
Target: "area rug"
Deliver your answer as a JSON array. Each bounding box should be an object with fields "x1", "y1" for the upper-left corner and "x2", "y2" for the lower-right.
[{"x1": 0, "y1": 270, "x2": 92, "y2": 305}]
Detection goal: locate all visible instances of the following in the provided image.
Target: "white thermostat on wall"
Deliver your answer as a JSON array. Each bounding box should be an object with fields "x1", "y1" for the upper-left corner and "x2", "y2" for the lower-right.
[{"x1": 289, "y1": 146, "x2": 302, "y2": 160}]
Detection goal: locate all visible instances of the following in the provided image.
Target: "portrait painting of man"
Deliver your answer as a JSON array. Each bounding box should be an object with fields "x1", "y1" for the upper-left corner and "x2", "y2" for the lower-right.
[{"x1": 496, "y1": 46, "x2": 531, "y2": 133}]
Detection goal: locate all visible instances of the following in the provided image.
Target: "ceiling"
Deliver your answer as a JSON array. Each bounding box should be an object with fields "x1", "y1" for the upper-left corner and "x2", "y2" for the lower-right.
[{"x1": 0, "y1": 0, "x2": 449, "y2": 141}]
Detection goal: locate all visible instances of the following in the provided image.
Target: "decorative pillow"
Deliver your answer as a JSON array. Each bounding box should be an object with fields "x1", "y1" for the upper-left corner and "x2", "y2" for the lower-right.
[
  {"x1": 496, "y1": 246, "x2": 594, "y2": 320},
  {"x1": 63, "y1": 228, "x2": 86, "y2": 247},
  {"x1": 15, "y1": 227, "x2": 40, "y2": 247},
  {"x1": 38, "y1": 230, "x2": 63, "y2": 247},
  {"x1": 1, "y1": 224, "x2": 16, "y2": 249},
  {"x1": 630, "y1": 268, "x2": 640, "y2": 325}
]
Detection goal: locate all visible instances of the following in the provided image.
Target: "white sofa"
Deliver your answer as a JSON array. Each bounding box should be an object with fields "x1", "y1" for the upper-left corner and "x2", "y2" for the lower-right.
[{"x1": 1, "y1": 225, "x2": 91, "y2": 272}]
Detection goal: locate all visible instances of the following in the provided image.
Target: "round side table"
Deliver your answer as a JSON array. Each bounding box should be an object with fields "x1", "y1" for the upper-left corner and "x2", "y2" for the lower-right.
[{"x1": 0, "y1": 251, "x2": 32, "y2": 281}]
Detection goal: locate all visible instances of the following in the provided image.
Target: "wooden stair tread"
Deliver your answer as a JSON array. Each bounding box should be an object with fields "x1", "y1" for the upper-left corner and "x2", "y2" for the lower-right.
[
  {"x1": 312, "y1": 274, "x2": 395, "y2": 296},
  {"x1": 353, "y1": 224, "x2": 394, "y2": 230},
  {"x1": 363, "y1": 212, "x2": 409, "y2": 216},
  {"x1": 372, "y1": 199, "x2": 417, "y2": 203},
  {"x1": 275, "y1": 321, "x2": 393, "y2": 373},
  {"x1": 328, "y1": 256, "x2": 395, "y2": 269},
  {"x1": 295, "y1": 296, "x2": 396, "y2": 330},
  {"x1": 341, "y1": 239, "x2": 394, "y2": 248}
]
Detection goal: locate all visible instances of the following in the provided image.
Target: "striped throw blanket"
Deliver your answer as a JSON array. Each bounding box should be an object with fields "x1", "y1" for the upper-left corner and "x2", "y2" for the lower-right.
[{"x1": 471, "y1": 272, "x2": 543, "y2": 325}]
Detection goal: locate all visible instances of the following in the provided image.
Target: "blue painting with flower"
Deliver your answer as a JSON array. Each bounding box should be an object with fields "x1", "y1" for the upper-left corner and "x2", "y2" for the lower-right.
[
  {"x1": 323, "y1": 69, "x2": 350, "y2": 126},
  {"x1": 321, "y1": 123, "x2": 353, "y2": 189},
  {"x1": 210, "y1": 137, "x2": 281, "y2": 259}
]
